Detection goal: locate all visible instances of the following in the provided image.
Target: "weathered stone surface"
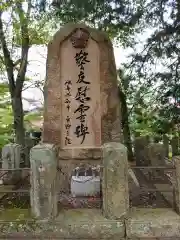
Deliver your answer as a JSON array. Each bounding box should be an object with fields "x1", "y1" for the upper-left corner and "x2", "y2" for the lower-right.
[
  {"x1": 0, "y1": 209, "x2": 125, "y2": 239},
  {"x1": 2, "y1": 207, "x2": 180, "y2": 239},
  {"x1": 172, "y1": 136, "x2": 179, "y2": 157},
  {"x1": 147, "y1": 143, "x2": 166, "y2": 166},
  {"x1": 42, "y1": 22, "x2": 122, "y2": 150},
  {"x1": 1, "y1": 143, "x2": 21, "y2": 183},
  {"x1": 102, "y1": 142, "x2": 129, "y2": 219},
  {"x1": 134, "y1": 136, "x2": 150, "y2": 166},
  {"x1": 126, "y1": 238, "x2": 179, "y2": 240},
  {"x1": 173, "y1": 156, "x2": 180, "y2": 214},
  {"x1": 126, "y1": 208, "x2": 180, "y2": 238},
  {"x1": 30, "y1": 143, "x2": 58, "y2": 219},
  {"x1": 58, "y1": 147, "x2": 102, "y2": 160},
  {"x1": 42, "y1": 23, "x2": 122, "y2": 194},
  {"x1": 163, "y1": 134, "x2": 169, "y2": 158}
]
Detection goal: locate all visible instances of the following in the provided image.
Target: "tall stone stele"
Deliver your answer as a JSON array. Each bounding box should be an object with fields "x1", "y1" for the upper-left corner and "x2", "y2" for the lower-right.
[
  {"x1": 42, "y1": 23, "x2": 123, "y2": 195},
  {"x1": 31, "y1": 23, "x2": 128, "y2": 219}
]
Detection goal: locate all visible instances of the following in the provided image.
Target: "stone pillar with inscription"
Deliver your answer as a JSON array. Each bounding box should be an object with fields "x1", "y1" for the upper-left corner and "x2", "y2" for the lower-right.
[{"x1": 42, "y1": 23, "x2": 122, "y2": 196}]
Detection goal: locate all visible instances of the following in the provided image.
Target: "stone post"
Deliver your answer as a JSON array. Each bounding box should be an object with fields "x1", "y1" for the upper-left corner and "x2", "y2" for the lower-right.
[
  {"x1": 173, "y1": 156, "x2": 180, "y2": 214},
  {"x1": 134, "y1": 136, "x2": 150, "y2": 166},
  {"x1": 172, "y1": 136, "x2": 179, "y2": 157},
  {"x1": 102, "y1": 142, "x2": 129, "y2": 219},
  {"x1": 146, "y1": 143, "x2": 166, "y2": 166},
  {"x1": 1, "y1": 143, "x2": 21, "y2": 184},
  {"x1": 30, "y1": 143, "x2": 58, "y2": 220},
  {"x1": 146, "y1": 143, "x2": 166, "y2": 178},
  {"x1": 163, "y1": 134, "x2": 169, "y2": 158}
]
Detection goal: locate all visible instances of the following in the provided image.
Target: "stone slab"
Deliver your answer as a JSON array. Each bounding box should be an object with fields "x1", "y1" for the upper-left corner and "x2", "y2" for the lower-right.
[
  {"x1": 60, "y1": 36, "x2": 101, "y2": 148},
  {"x1": 154, "y1": 184, "x2": 174, "y2": 206},
  {"x1": 1, "y1": 144, "x2": 21, "y2": 183},
  {"x1": 58, "y1": 147, "x2": 102, "y2": 160},
  {"x1": 43, "y1": 23, "x2": 122, "y2": 148},
  {"x1": 0, "y1": 209, "x2": 125, "y2": 239},
  {"x1": 126, "y1": 207, "x2": 180, "y2": 238}
]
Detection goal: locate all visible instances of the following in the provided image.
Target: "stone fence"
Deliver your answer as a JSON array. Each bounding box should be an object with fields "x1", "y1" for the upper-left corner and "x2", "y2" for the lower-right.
[
  {"x1": 29, "y1": 142, "x2": 180, "y2": 219},
  {"x1": 28, "y1": 143, "x2": 180, "y2": 238},
  {"x1": 1, "y1": 142, "x2": 180, "y2": 238},
  {"x1": 134, "y1": 135, "x2": 180, "y2": 163},
  {"x1": 30, "y1": 142, "x2": 129, "y2": 220}
]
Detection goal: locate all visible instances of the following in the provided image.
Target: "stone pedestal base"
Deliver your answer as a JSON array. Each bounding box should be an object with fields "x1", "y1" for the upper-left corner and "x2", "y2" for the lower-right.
[
  {"x1": 1, "y1": 208, "x2": 180, "y2": 239},
  {"x1": 126, "y1": 208, "x2": 180, "y2": 238},
  {"x1": 0, "y1": 209, "x2": 125, "y2": 239}
]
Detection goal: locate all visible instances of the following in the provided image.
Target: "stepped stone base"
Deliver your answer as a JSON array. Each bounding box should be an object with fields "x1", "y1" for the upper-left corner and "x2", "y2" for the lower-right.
[
  {"x1": 1, "y1": 208, "x2": 180, "y2": 239},
  {"x1": 126, "y1": 208, "x2": 180, "y2": 238},
  {"x1": 0, "y1": 209, "x2": 125, "y2": 239}
]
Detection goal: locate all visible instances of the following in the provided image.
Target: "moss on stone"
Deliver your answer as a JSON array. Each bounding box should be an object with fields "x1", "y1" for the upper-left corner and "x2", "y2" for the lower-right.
[{"x1": 0, "y1": 208, "x2": 32, "y2": 221}]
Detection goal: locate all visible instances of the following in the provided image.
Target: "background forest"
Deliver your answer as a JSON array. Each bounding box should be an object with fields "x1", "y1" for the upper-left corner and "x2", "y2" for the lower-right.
[{"x1": 0, "y1": 0, "x2": 180, "y2": 160}]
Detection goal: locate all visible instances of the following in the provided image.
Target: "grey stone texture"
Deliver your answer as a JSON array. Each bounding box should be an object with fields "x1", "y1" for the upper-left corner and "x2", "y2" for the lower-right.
[
  {"x1": 0, "y1": 209, "x2": 125, "y2": 239},
  {"x1": 1, "y1": 143, "x2": 21, "y2": 183},
  {"x1": 172, "y1": 136, "x2": 179, "y2": 157},
  {"x1": 42, "y1": 23, "x2": 123, "y2": 194},
  {"x1": 102, "y1": 142, "x2": 129, "y2": 219},
  {"x1": 1, "y1": 208, "x2": 180, "y2": 239},
  {"x1": 134, "y1": 136, "x2": 150, "y2": 166},
  {"x1": 126, "y1": 208, "x2": 180, "y2": 238},
  {"x1": 42, "y1": 22, "x2": 122, "y2": 150},
  {"x1": 173, "y1": 156, "x2": 180, "y2": 214},
  {"x1": 30, "y1": 143, "x2": 58, "y2": 219},
  {"x1": 146, "y1": 143, "x2": 166, "y2": 166},
  {"x1": 26, "y1": 23, "x2": 180, "y2": 240}
]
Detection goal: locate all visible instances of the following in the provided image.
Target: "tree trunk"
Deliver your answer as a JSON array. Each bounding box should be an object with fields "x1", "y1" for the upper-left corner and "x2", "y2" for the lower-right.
[
  {"x1": 12, "y1": 96, "x2": 25, "y2": 147},
  {"x1": 118, "y1": 87, "x2": 134, "y2": 161}
]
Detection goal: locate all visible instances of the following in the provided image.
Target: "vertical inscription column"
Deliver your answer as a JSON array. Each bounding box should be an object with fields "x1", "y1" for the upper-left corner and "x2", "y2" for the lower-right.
[
  {"x1": 74, "y1": 49, "x2": 91, "y2": 144},
  {"x1": 61, "y1": 28, "x2": 101, "y2": 148},
  {"x1": 64, "y1": 80, "x2": 72, "y2": 145}
]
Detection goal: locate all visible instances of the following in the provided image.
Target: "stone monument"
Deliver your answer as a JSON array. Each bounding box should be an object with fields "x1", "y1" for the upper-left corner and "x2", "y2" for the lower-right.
[
  {"x1": 30, "y1": 23, "x2": 129, "y2": 222},
  {"x1": 27, "y1": 23, "x2": 180, "y2": 240},
  {"x1": 42, "y1": 23, "x2": 123, "y2": 194}
]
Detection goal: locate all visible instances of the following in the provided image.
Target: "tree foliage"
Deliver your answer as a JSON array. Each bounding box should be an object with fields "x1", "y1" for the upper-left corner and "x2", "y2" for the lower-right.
[
  {"x1": 1, "y1": 0, "x2": 180, "y2": 155},
  {"x1": 0, "y1": 0, "x2": 49, "y2": 148},
  {"x1": 121, "y1": 0, "x2": 180, "y2": 138},
  {"x1": 49, "y1": 0, "x2": 145, "y2": 46}
]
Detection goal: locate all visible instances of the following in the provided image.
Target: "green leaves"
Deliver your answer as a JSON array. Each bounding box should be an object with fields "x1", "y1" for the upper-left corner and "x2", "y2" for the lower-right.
[{"x1": 51, "y1": 0, "x2": 144, "y2": 46}]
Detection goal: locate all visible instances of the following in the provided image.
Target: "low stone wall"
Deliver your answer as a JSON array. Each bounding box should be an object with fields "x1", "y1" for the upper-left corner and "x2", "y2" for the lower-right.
[
  {"x1": 1, "y1": 208, "x2": 180, "y2": 239},
  {"x1": 28, "y1": 142, "x2": 180, "y2": 239}
]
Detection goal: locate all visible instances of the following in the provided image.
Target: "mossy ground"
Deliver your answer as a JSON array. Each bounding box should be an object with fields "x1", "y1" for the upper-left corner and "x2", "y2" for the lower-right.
[{"x1": 0, "y1": 208, "x2": 31, "y2": 221}]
